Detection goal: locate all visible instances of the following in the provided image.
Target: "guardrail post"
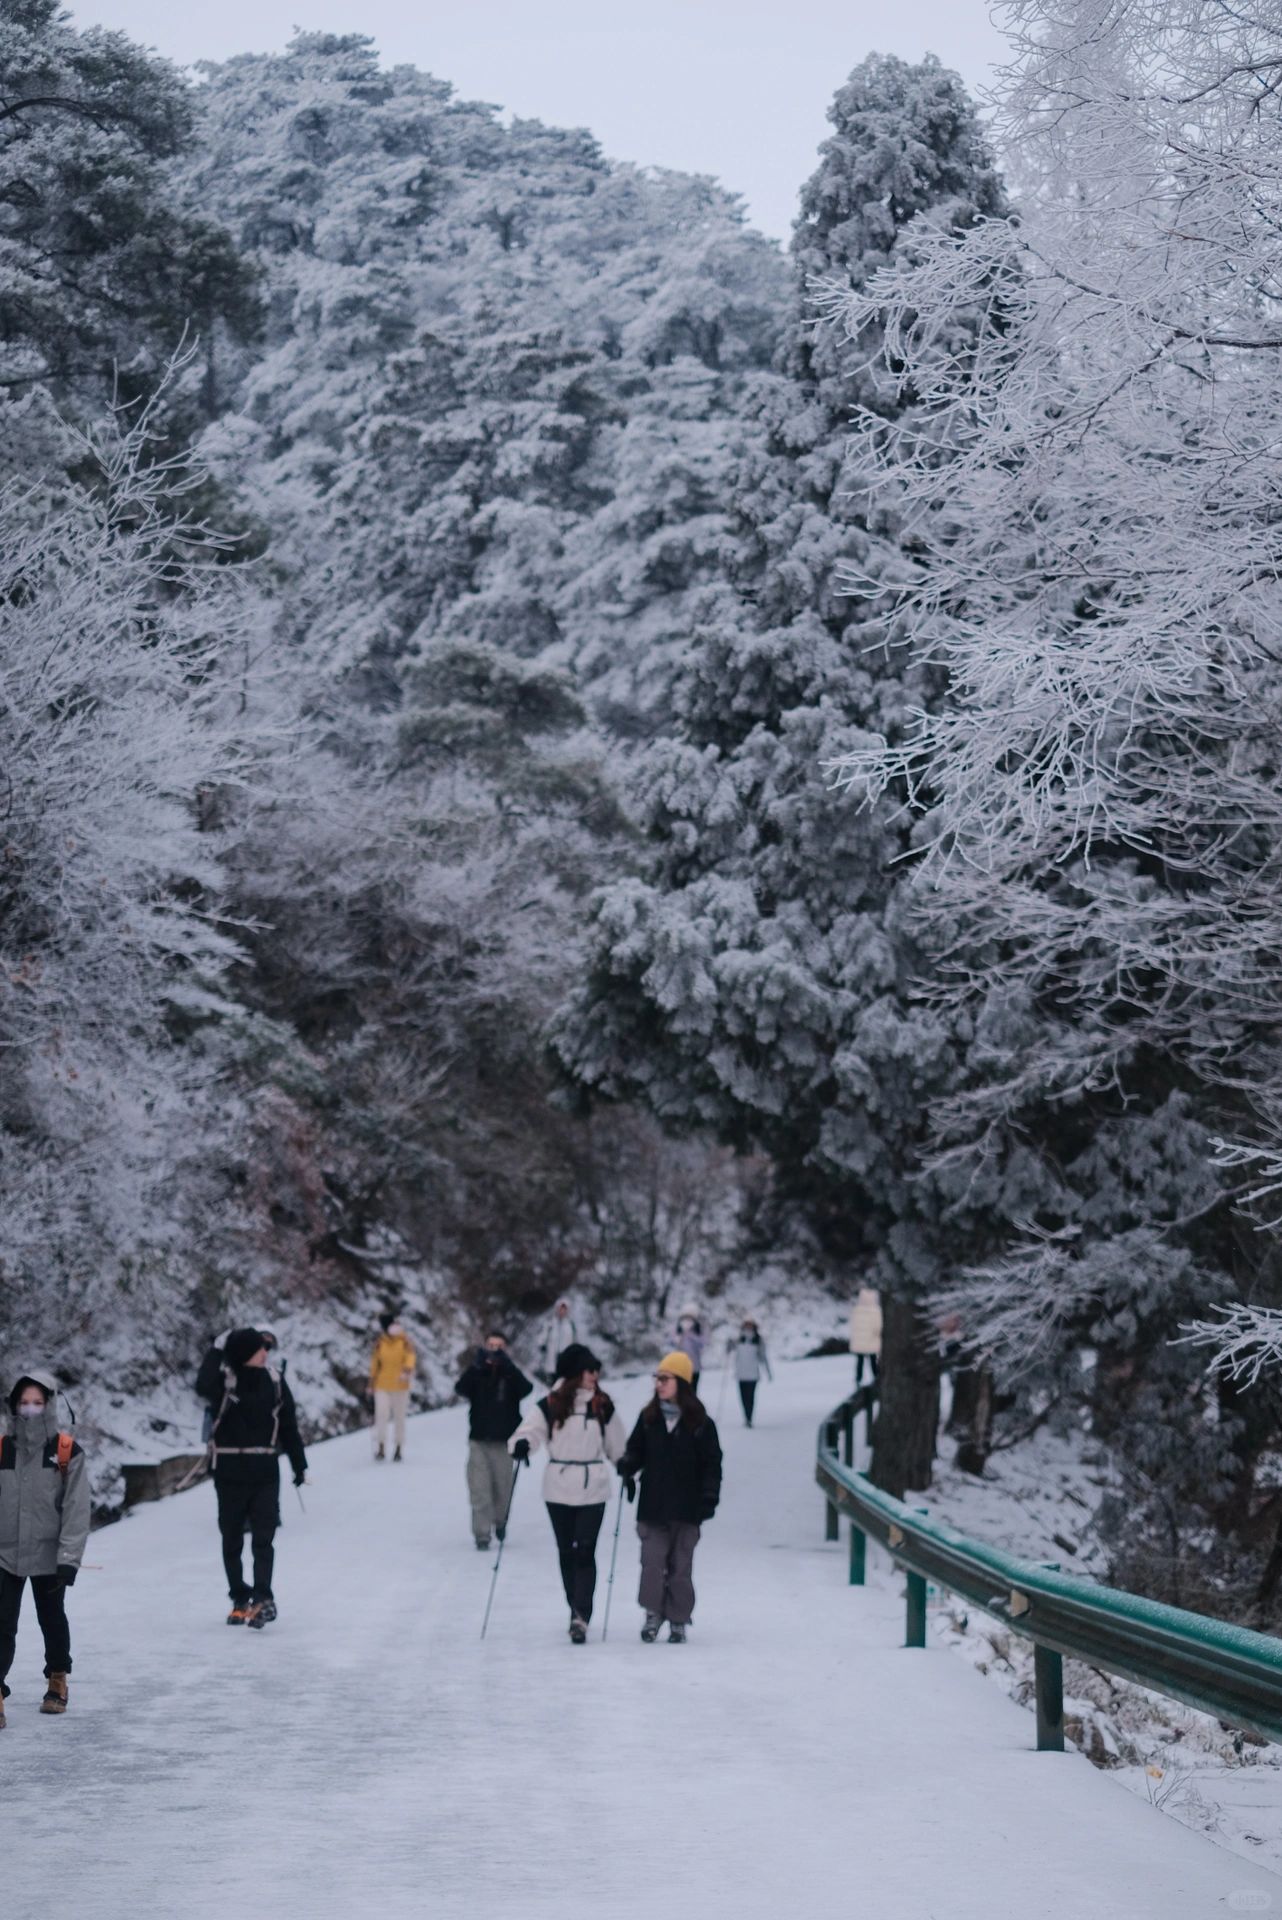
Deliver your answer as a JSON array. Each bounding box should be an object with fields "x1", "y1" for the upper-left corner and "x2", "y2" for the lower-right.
[
  {"x1": 849, "y1": 1523, "x2": 866, "y2": 1586},
  {"x1": 841, "y1": 1410, "x2": 854, "y2": 1467},
  {"x1": 1034, "y1": 1644, "x2": 1064, "y2": 1752},
  {"x1": 825, "y1": 1498, "x2": 839, "y2": 1542},
  {"x1": 905, "y1": 1571, "x2": 927, "y2": 1647}
]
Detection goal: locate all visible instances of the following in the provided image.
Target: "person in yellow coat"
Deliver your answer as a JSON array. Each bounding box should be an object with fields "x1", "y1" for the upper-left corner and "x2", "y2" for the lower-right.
[{"x1": 369, "y1": 1312, "x2": 416, "y2": 1461}]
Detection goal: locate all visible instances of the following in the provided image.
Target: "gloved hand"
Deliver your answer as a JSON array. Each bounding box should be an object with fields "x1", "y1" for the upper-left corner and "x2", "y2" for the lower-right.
[
  {"x1": 697, "y1": 1503, "x2": 717, "y2": 1523},
  {"x1": 623, "y1": 1475, "x2": 637, "y2": 1505},
  {"x1": 512, "y1": 1439, "x2": 531, "y2": 1464},
  {"x1": 56, "y1": 1565, "x2": 77, "y2": 1588},
  {"x1": 294, "y1": 1471, "x2": 308, "y2": 1487}
]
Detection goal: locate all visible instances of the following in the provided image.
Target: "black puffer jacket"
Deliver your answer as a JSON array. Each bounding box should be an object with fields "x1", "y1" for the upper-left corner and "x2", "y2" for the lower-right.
[
  {"x1": 454, "y1": 1352, "x2": 533, "y2": 1442},
  {"x1": 620, "y1": 1408, "x2": 722, "y2": 1526},
  {"x1": 210, "y1": 1366, "x2": 307, "y2": 1485}
]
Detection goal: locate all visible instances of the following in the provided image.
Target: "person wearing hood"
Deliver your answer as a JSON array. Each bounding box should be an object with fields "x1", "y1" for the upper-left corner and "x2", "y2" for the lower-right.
[
  {"x1": 671, "y1": 1306, "x2": 705, "y2": 1393},
  {"x1": 369, "y1": 1312, "x2": 416, "y2": 1462},
  {"x1": 209, "y1": 1328, "x2": 308, "y2": 1628},
  {"x1": 509, "y1": 1344, "x2": 625, "y2": 1642},
  {"x1": 0, "y1": 1371, "x2": 90, "y2": 1723},
  {"x1": 617, "y1": 1352, "x2": 722, "y2": 1644}
]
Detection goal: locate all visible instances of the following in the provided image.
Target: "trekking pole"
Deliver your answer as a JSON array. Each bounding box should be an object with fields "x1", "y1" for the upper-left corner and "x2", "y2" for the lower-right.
[
  {"x1": 600, "y1": 1479, "x2": 626, "y2": 1643},
  {"x1": 480, "y1": 1461, "x2": 522, "y2": 1642}
]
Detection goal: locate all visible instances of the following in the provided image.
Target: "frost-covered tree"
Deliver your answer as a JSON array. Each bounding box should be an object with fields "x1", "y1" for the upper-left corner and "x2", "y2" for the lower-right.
[
  {"x1": 555, "y1": 55, "x2": 1006, "y2": 1494},
  {"x1": 825, "y1": 2, "x2": 1282, "y2": 1592}
]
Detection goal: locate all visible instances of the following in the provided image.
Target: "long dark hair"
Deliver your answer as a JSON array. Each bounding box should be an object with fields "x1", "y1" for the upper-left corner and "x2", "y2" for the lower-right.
[
  {"x1": 545, "y1": 1374, "x2": 615, "y2": 1431},
  {"x1": 642, "y1": 1378, "x2": 707, "y2": 1431}
]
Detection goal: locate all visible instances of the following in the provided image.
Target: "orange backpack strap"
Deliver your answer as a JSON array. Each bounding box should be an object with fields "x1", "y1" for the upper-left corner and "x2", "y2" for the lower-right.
[{"x1": 55, "y1": 1432, "x2": 74, "y2": 1474}]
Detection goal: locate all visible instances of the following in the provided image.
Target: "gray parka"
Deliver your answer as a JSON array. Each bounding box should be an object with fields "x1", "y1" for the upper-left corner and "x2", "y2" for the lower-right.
[{"x1": 0, "y1": 1371, "x2": 91, "y2": 1578}]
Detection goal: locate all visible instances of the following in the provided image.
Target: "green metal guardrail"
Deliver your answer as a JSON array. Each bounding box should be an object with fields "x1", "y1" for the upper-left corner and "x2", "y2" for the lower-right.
[{"x1": 817, "y1": 1385, "x2": 1282, "y2": 1751}]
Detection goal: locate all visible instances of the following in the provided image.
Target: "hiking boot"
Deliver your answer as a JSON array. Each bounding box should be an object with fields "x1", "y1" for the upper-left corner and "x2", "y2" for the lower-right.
[
  {"x1": 245, "y1": 1599, "x2": 277, "y2": 1630},
  {"x1": 226, "y1": 1603, "x2": 253, "y2": 1625},
  {"x1": 375, "y1": 1444, "x2": 385, "y2": 1461},
  {"x1": 392, "y1": 1446, "x2": 403, "y2": 1462},
  {"x1": 641, "y1": 1613, "x2": 662, "y2": 1643},
  {"x1": 667, "y1": 1623, "x2": 687, "y2": 1644},
  {"x1": 568, "y1": 1616, "x2": 588, "y2": 1644},
  {"x1": 475, "y1": 1536, "x2": 490, "y2": 1551},
  {"x1": 40, "y1": 1673, "x2": 68, "y2": 1713}
]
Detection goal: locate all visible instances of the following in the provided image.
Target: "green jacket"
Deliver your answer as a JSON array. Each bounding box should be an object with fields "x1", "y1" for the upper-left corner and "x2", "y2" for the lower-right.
[{"x1": 0, "y1": 1372, "x2": 91, "y2": 1578}]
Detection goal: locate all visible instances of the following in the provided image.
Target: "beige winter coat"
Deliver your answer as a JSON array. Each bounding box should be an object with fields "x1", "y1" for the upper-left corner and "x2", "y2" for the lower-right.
[
  {"x1": 511, "y1": 1387, "x2": 625, "y2": 1508},
  {"x1": 848, "y1": 1289, "x2": 883, "y2": 1356}
]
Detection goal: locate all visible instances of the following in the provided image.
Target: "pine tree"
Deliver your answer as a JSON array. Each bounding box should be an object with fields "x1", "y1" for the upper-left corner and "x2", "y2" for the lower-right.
[{"x1": 553, "y1": 55, "x2": 1006, "y2": 1494}]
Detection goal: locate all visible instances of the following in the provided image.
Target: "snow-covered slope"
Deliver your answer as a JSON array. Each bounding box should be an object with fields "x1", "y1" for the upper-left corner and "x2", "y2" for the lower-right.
[{"x1": 4, "y1": 1356, "x2": 1276, "y2": 1919}]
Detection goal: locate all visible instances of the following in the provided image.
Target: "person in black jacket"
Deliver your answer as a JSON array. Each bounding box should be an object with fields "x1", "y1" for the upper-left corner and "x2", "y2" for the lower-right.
[
  {"x1": 618, "y1": 1349, "x2": 722, "y2": 1644},
  {"x1": 206, "y1": 1327, "x2": 308, "y2": 1627},
  {"x1": 455, "y1": 1334, "x2": 533, "y2": 1549}
]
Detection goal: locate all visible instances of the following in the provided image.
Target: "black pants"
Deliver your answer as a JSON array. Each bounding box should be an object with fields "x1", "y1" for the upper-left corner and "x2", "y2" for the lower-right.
[
  {"x1": 216, "y1": 1477, "x2": 280, "y2": 1604},
  {"x1": 546, "y1": 1502, "x2": 606, "y2": 1622},
  {"x1": 854, "y1": 1353, "x2": 879, "y2": 1385},
  {"x1": 738, "y1": 1380, "x2": 757, "y2": 1424},
  {"x1": 0, "y1": 1571, "x2": 71, "y2": 1694}
]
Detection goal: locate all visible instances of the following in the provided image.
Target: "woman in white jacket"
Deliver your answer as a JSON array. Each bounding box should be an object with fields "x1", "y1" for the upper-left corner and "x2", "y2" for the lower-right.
[{"x1": 511, "y1": 1344, "x2": 625, "y2": 1642}]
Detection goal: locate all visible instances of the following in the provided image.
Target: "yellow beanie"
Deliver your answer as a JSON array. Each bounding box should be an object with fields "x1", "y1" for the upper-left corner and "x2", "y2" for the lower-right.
[{"x1": 658, "y1": 1350, "x2": 694, "y2": 1385}]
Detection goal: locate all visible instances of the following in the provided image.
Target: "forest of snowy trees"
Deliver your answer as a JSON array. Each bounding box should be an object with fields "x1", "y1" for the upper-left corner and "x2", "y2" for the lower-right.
[{"x1": 3, "y1": 0, "x2": 1282, "y2": 1620}]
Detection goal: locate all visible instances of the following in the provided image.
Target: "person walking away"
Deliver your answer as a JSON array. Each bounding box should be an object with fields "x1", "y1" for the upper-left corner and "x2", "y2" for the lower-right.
[
  {"x1": 510, "y1": 1344, "x2": 624, "y2": 1642},
  {"x1": 672, "y1": 1306, "x2": 705, "y2": 1393},
  {"x1": 0, "y1": 1371, "x2": 90, "y2": 1723},
  {"x1": 618, "y1": 1351, "x2": 722, "y2": 1644},
  {"x1": 848, "y1": 1288, "x2": 882, "y2": 1386},
  {"x1": 731, "y1": 1320, "x2": 772, "y2": 1427},
  {"x1": 210, "y1": 1329, "x2": 308, "y2": 1627},
  {"x1": 455, "y1": 1334, "x2": 533, "y2": 1549},
  {"x1": 539, "y1": 1299, "x2": 577, "y2": 1385},
  {"x1": 370, "y1": 1312, "x2": 416, "y2": 1461}
]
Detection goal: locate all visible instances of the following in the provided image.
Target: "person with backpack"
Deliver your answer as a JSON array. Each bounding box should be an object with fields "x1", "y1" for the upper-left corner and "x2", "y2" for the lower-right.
[
  {"x1": 369, "y1": 1311, "x2": 416, "y2": 1462},
  {"x1": 618, "y1": 1351, "x2": 722, "y2": 1644},
  {"x1": 208, "y1": 1328, "x2": 308, "y2": 1628},
  {"x1": 454, "y1": 1333, "x2": 533, "y2": 1549},
  {"x1": 0, "y1": 1371, "x2": 90, "y2": 1723},
  {"x1": 730, "y1": 1319, "x2": 772, "y2": 1427},
  {"x1": 509, "y1": 1343, "x2": 625, "y2": 1642},
  {"x1": 671, "y1": 1305, "x2": 705, "y2": 1392}
]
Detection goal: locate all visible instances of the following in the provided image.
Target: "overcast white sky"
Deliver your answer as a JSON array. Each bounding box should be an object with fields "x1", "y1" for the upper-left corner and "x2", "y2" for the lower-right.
[{"x1": 68, "y1": 0, "x2": 1008, "y2": 239}]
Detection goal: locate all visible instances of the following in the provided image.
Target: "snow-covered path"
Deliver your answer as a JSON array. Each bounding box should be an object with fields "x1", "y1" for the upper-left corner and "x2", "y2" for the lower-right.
[{"x1": 5, "y1": 1356, "x2": 1278, "y2": 1918}]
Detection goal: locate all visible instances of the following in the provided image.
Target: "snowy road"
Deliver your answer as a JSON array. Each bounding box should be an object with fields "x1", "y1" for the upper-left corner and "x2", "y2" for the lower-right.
[{"x1": 4, "y1": 1356, "x2": 1278, "y2": 1919}]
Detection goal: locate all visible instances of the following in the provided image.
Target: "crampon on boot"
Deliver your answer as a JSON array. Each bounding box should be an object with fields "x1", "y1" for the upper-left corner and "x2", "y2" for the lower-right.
[
  {"x1": 245, "y1": 1599, "x2": 277, "y2": 1630},
  {"x1": 40, "y1": 1673, "x2": 68, "y2": 1714}
]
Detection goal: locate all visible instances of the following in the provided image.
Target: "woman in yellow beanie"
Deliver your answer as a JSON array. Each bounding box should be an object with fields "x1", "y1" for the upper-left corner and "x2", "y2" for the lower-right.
[{"x1": 616, "y1": 1351, "x2": 722, "y2": 1643}]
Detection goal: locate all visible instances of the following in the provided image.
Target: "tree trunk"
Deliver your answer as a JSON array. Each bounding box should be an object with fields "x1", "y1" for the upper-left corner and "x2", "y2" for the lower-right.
[
  {"x1": 869, "y1": 1294, "x2": 941, "y2": 1497},
  {"x1": 954, "y1": 1363, "x2": 994, "y2": 1477}
]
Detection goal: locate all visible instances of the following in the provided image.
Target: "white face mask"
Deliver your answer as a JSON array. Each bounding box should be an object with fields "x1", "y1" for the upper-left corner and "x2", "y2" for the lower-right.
[{"x1": 17, "y1": 1404, "x2": 45, "y2": 1419}]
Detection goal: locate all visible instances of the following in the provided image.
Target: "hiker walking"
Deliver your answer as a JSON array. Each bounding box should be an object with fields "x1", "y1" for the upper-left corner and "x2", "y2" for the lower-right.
[
  {"x1": 455, "y1": 1333, "x2": 533, "y2": 1549},
  {"x1": 510, "y1": 1343, "x2": 624, "y2": 1643},
  {"x1": 538, "y1": 1299, "x2": 578, "y2": 1385},
  {"x1": 848, "y1": 1287, "x2": 882, "y2": 1386},
  {"x1": 370, "y1": 1311, "x2": 416, "y2": 1461},
  {"x1": 618, "y1": 1351, "x2": 722, "y2": 1644},
  {"x1": 0, "y1": 1371, "x2": 90, "y2": 1723},
  {"x1": 671, "y1": 1305, "x2": 705, "y2": 1393},
  {"x1": 729, "y1": 1319, "x2": 772, "y2": 1427},
  {"x1": 208, "y1": 1328, "x2": 308, "y2": 1628}
]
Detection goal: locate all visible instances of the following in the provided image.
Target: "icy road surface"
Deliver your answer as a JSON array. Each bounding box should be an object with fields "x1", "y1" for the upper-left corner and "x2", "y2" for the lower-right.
[{"x1": 4, "y1": 1355, "x2": 1278, "y2": 1919}]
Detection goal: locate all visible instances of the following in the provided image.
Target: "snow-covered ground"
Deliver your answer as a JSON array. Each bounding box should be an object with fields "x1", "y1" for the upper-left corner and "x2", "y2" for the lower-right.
[{"x1": 5, "y1": 1356, "x2": 1278, "y2": 1919}]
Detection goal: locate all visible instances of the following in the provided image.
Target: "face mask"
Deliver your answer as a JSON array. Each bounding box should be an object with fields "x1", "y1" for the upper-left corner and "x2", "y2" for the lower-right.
[{"x1": 17, "y1": 1404, "x2": 44, "y2": 1419}]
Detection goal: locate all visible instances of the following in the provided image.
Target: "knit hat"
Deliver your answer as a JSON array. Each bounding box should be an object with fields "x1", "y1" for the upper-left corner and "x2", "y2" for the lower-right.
[
  {"x1": 556, "y1": 1342, "x2": 601, "y2": 1380},
  {"x1": 657, "y1": 1350, "x2": 694, "y2": 1386},
  {"x1": 224, "y1": 1327, "x2": 268, "y2": 1369}
]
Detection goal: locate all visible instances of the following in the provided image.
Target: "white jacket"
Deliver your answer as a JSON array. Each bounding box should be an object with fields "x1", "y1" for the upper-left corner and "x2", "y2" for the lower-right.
[
  {"x1": 848, "y1": 1289, "x2": 883, "y2": 1356},
  {"x1": 731, "y1": 1334, "x2": 772, "y2": 1383},
  {"x1": 511, "y1": 1388, "x2": 625, "y2": 1508}
]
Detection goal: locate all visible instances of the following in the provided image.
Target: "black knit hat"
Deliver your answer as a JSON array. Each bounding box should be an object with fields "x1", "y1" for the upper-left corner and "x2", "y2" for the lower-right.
[
  {"x1": 225, "y1": 1327, "x2": 267, "y2": 1369},
  {"x1": 379, "y1": 1310, "x2": 403, "y2": 1333},
  {"x1": 556, "y1": 1342, "x2": 601, "y2": 1380}
]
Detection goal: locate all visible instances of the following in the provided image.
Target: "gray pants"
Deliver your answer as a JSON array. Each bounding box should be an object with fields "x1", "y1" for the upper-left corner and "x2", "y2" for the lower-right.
[
  {"x1": 637, "y1": 1520, "x2": 701, "y2": 1625},
  {"x1": 467, "y1": 1441, "x2": 513, "y2": 1544}
]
